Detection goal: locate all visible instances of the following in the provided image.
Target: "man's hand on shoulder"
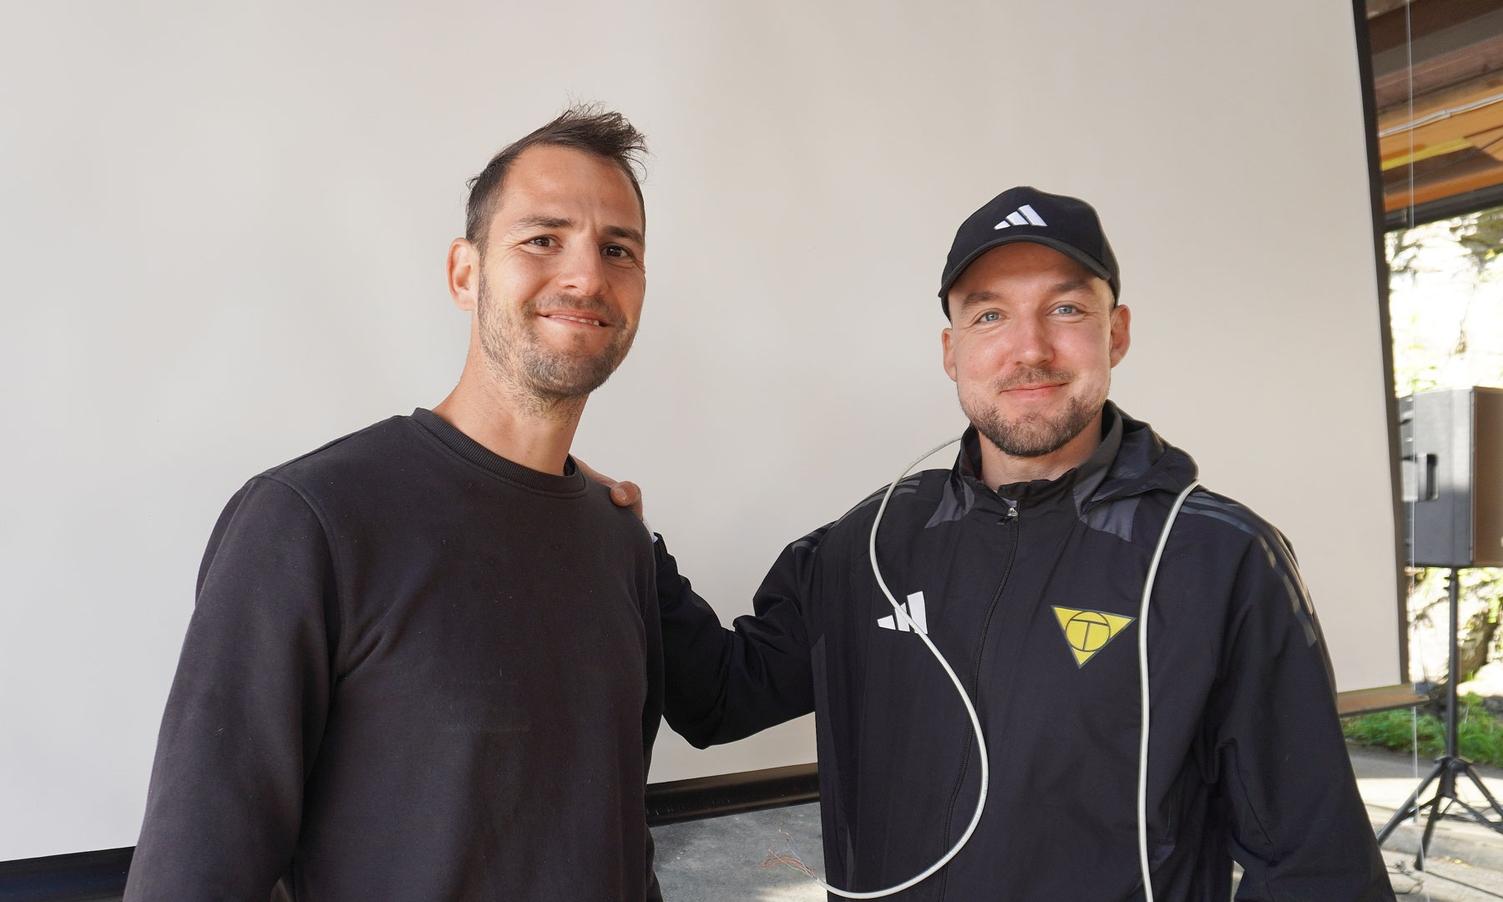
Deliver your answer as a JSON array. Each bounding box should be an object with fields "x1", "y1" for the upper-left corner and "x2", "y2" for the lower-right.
[{"x1": 575, "y1": 458, "x2": 645, "y2": 521}]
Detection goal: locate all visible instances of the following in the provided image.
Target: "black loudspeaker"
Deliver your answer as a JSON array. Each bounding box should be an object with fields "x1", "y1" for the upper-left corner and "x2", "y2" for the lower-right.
[{"x1": 1400, "y1": 387, "x2": 1503, "y2": 568}]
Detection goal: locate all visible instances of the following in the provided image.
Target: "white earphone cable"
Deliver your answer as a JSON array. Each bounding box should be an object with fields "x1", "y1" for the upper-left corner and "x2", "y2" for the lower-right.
[
  {"x1": 819, "y1": 436, "x2": 979, "y2": 899},
  {"x1": 1137, "y1": 479, "x2": 1199, "y2": 902}
]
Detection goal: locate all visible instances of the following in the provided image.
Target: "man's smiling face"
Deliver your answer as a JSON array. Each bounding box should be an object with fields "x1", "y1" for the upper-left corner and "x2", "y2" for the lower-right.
[
  {"x1": 474, "y1": 143, "x2": 646, "y2": 402},
  {"x1": 942, "y1": 241, "x2": 1129, "y2": 460}
]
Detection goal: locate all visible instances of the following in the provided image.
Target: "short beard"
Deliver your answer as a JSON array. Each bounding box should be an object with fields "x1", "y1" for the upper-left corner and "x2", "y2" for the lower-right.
[
  {"x1": 475, "y1": 275, "x2": 635, "y2": 411},
  {"x1": 960, "y1": 368, "x2": 1101, "y2": 458}
]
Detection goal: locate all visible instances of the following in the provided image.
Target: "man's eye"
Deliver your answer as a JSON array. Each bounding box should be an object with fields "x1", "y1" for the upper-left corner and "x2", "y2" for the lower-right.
[
  {"x1": 1054, "y1": 304, "x2": 1079, "y2": 315},
  {"x1": 977, "y1": 311, "x2": 1000, "y2": 323},
  {"x1": 526, "y1": 236, "x2": 555, "y2": 248},
  {"x1": 603, "y1": 244, "x2": 635, "y2": 260}
]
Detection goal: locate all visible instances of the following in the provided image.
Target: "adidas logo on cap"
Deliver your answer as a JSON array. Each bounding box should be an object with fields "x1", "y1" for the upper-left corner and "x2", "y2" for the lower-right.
[{"x1": 993, "y1": 204, "x2": 1048, "y2": 230}]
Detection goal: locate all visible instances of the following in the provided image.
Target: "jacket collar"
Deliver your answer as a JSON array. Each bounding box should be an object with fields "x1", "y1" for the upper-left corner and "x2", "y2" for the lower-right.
[{"x1": 949, "y1": 401, "x2": 1197, "y2": 515}]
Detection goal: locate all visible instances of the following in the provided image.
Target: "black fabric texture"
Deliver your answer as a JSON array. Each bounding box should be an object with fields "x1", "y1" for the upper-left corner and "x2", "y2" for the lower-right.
[
  {"x1": 656, "y1": 402, "x2": 1393, "y2": 902},
  {"x1": 125, "y1": 409, "x2": 663, "y2": 902}
]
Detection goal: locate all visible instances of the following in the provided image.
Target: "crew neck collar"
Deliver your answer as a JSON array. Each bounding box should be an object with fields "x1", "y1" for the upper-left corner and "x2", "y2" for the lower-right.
[{"x1": 409, "y1": 408, "x2": 587, "y2": 497}]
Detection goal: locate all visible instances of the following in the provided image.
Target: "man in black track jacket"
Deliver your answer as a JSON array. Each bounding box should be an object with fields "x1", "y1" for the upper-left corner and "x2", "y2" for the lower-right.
[{"x1": 603, "y1": 187, "x2": 1394, "y2": 900}]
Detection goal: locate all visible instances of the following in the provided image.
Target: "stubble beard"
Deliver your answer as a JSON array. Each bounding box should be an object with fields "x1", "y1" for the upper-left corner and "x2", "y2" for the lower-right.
[
  {"x1": 960, "y1": 368, "x2": 1103, "y2": 458},
  {"x1": 475, "y1": 275, "x2": 636, "y2": 414}
]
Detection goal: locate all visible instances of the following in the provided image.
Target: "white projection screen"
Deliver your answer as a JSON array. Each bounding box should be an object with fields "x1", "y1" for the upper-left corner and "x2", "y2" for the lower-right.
[{"x1": 0, "y1": 1, "x2": 1398, "y2": 861}]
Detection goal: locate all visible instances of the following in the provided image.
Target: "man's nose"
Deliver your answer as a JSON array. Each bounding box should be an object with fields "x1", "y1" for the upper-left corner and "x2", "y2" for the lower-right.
[
  {"x1": 556, "y1": 243, "x2": 608, "y2": 298},
  {"x1": 1013, "y1": 316, "x2": 1053, "y2": 367}
]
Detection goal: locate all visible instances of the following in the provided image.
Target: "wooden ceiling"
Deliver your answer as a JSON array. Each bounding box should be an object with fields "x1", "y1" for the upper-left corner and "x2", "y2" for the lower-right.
[{"x1": 1368, "y1": 0, "x2": 1503, "y2": 213}]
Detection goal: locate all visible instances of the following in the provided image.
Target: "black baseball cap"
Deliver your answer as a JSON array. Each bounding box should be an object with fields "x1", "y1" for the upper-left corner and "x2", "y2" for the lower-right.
[{"x1": 938, "y1": 186, "x2": 1120, "y2": 316}]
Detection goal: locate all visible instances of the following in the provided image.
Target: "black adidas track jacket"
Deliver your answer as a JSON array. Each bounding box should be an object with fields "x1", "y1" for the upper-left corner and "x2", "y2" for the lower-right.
[{"x1": 656, "y1": 404, "x2": 1393, "y2": 901}]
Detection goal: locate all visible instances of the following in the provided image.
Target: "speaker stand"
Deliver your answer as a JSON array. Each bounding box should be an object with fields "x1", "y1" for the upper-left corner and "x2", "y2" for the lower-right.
[{"x1": 1376, "y1": 567, "x2": 1503, "y2": 867}]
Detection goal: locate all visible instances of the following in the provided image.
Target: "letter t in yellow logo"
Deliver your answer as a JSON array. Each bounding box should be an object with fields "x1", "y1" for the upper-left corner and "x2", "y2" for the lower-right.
[{"x1": 1052, "y1": 607, "x2": 1136, "y2": 668}]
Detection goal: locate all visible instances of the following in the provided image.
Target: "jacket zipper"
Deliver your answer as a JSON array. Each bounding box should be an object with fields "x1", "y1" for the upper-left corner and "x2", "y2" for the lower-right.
[{"x1": 934, "y1": 500, "x2": 1019, "y2": 899}]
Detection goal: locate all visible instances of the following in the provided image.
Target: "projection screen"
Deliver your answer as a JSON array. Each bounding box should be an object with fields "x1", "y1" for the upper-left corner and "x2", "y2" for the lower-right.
[{"x1": 0, "y1": 0, "x2": 1397, "y2": 861}]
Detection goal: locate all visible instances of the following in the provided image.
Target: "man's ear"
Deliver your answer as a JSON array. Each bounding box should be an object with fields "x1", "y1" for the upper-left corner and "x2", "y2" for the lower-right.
[
  {"x1": 942, "y1": 326, "x2": 958, "y2": 383},
  {"x1": 1109, "y1": 303, "x2": 1131, "y2": 367},
  {"x1": 448, "y1": 239, "x2": 480, "y2": 312}
]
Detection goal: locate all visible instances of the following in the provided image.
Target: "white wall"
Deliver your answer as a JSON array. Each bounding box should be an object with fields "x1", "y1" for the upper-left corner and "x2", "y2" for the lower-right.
[{"x1": 0, "y1": 0, "x2": 1395, "y2": 860}]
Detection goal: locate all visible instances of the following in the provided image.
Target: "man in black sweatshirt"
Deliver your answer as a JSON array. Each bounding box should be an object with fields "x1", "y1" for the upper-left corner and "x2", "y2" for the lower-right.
[
  {"x1": 125, "y1": 106, "x2": 664, "y2": 901},
  {"x1": 598, "y1": 187, "x2": 1394, "y2": 899}
]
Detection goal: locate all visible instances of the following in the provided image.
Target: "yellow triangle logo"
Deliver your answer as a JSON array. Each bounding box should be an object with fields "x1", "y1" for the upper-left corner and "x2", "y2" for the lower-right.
[{"x1": 1052, "y1": 606, "x2": 1136, "y2": 668}]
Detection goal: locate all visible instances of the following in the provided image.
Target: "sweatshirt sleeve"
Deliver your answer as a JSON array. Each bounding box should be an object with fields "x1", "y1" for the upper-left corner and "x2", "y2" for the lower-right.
[
  {"x1": 124, "y1": 476, "x2": 337, "y2": 900},
  {"x1": 639, "y1": 540, "x2": 666, "y2": 902},
  {"x1": 1211, "y1": 529, "x2": 1394, "y2": 901},
  {"x1": 655, "y1": 531, "x2": 821, "y2": 748}
]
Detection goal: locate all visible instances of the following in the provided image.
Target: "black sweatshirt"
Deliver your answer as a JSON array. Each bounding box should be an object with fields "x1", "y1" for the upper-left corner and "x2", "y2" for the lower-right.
[
  {"x1": 125, "y1": 409, "x2": 663, "y2": 902},
  {"x1": 656, "y1": 405, "x2": 1392, "y2": 901}
]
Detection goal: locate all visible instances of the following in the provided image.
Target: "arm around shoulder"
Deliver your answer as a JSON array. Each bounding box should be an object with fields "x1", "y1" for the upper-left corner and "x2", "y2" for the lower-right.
[{"x1": 655, "y1": 530, "x2": 820, "y2": 748}]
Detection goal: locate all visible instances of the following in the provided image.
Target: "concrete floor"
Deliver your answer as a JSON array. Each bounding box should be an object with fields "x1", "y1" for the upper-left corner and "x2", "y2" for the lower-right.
[
  {"x1": 54, "y1": 744, "x2": 1503, "y2": 901},
  {"x1": 1355, "y1": 745, "x2": 1503, "y2": 901},
  {"x1": 652, "y1": 745, "x2": 1503, "y2": 901},
  {"x1": 654, "y1": 804, "x2": 826, "y2": 902}
]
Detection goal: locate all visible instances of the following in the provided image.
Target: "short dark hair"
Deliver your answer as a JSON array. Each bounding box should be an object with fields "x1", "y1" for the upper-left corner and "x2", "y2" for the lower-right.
[{"x1": 465, "y1": 104, "x2": 647, "y2": 252}]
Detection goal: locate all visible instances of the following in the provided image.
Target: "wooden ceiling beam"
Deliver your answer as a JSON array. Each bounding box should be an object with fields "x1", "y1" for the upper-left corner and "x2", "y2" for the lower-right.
[
  {"x1": 1378, "y1": 66, "x2": 1503, "y2": 126},
  {"x1": 1379, "y1": 98, "x2": 1503, "y2": 163},
  {"x1": 1369, "y1": 0, "x2": 1503, "y2": 57},
  {"x1": 1369, "y1": 1, "x2": 1503, "y2": 210},
  {"x1": 1383, "y1": 153, "x2": 1503, "y2": 209},
  {"x1": 1375, "y1": 40, "x2": 1503, "y2": 117},
  {"x1": 1472, "y1": 124, "x2": 1503, "y2": 159},
  {"x1": 1385, "y1": 166, "x2": 1503, "y2": 208}
]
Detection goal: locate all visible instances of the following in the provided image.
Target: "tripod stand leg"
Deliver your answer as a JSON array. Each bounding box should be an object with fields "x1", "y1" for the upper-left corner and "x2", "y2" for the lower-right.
[
  {"x1": 1461, "y1": 761, "x2": 1503, "y2": 819},
  {"x1": 1449, "y1": 797, "x2": 1500, "y2": 830},
  {"x1": 1375, "y1": 568, "x2": 1503, "y2": 860},
  {"x1": 1415, "y1": 797, "x2": 1448, "y2": 870},
  {"x1": 1376, "y1": 761, "x2": 1444, "y2": 845}
]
